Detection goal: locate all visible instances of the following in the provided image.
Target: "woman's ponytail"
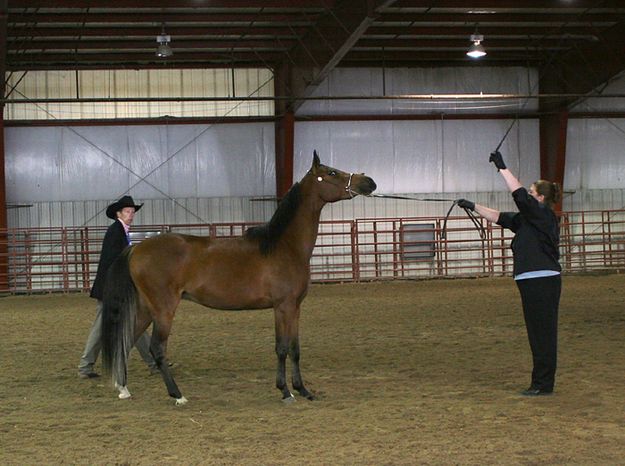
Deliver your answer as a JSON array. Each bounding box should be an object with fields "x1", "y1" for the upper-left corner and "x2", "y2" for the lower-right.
[{"x1": 534, "y1": 179, "x2": 562, "y2": 209}]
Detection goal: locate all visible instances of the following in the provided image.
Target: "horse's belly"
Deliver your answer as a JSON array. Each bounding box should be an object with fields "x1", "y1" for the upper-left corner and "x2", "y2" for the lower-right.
[
  {"x1": 185, "y1": 275, "x2": 274, "y2": 310},
  {"x1": 190, "y1": 291, "x2": 272, "y2": 311},
  {"x1": 182, "y1": 248, "x2": 307, "y2": 310}
]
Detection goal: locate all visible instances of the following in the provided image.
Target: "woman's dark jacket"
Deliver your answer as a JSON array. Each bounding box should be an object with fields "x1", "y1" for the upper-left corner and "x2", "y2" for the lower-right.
[
  {"x1": 496, "y1": 187, "x2": 561, "y2": 277},
  {"x1": 90, "y1": 220, "x2": 129, "y2": 300}
]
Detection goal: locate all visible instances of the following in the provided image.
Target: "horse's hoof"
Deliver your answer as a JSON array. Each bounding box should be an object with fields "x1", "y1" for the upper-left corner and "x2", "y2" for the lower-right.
[
  {"x1": 175, "y1": 396, "x2": 188, "y2": 406},
  {"x1": 116, "y1": 385, "x2": 132, "y2": 400},
  {"x1": 282, "y1": 393, "x2": 296, "y2": 404}
]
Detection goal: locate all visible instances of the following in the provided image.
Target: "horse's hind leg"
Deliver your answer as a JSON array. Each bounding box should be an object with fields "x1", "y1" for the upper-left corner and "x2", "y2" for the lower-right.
[
  {"x1": 289, "y1": 304, "x2": 314, "y2": 400},
  {"x1": 147, "y1": 307, "x2": 187, "y2": 406},
  {"x1": 114, "y1": 313, "x2": 152, "y2": 400}
]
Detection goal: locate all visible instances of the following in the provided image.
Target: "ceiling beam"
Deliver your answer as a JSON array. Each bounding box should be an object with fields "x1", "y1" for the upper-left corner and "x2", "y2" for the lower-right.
[
  {"x1": 12, "y1": 10, "x2": 622, "y2": 25},
  {"x1": 367, "y1": 25, "x2": 609, "y2": 36},
  {"x1": 284, "y1": 0, "x2": 398, "y2": 112},
  {"x1": 7, "y1": 37, "x2": 594, "y2": 52},
  {"x1": 9, "y1": 39, "x2": 296, "y2": 50},
  {"x1": 374, "y1": 12, "x2": 625, "y2": 24},
  {"x1": 5, "y1": 51, "x2": 283, "y2": 69},
  {"x1": 7, "y1": 12, "x2": 322, "y2": 24},
  {"x1": 539, "y1": 20, "x2": 625, "y2": 112},
  {"x1": 389, "y1": 0, "x2": 625, "y2": 8},
  {"x1": 8, "y1": 0, "x2": 330, "y2": 8},
  {"x1": 12, "y1": 0, "x2": 622, "y2": 8},
  {"x1": 7, "y1": 25, "x2": 309, "y2": 38}
]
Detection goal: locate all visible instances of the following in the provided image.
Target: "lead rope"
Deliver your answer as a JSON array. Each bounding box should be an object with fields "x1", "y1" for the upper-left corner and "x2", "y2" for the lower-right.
[
  {"x1": 369, "y1": 194, "x2": 486, "y2": 240},
  {"x1": 440, "y1": 200, "x2": 486, "y2": 240}
]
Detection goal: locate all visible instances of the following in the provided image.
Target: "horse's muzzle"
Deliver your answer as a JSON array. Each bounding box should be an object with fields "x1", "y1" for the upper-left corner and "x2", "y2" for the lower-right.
[{"x1": 356, "y1": 176, "x2": 376, "y2": 196}]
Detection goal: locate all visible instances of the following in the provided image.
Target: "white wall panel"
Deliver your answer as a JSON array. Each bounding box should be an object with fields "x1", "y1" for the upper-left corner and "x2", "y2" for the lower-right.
[
  {"x1": 391, "y1": 120, "x2": 443, "y2": 193},
  {"x1": 295, "y1": 118, "x2": 540, "y2": 195},
  {"x1": 62, "y1": 127, "x2": 134, "y2": 198},
  {"x1": 440, "y1": 119, "x2": 540, "y2": 192},
  {"x1": 6, "y1": 122, "x2": 276, "y2": 205},
  {"x1": 6, "y1": 127, "x2": 64, "y2": 200},
  {"x1": 565, "y1": 118, "x2": 625, "y2": 191},
  {"x1": 564, "y1": 189, "x2": 625, "y2": 211}
]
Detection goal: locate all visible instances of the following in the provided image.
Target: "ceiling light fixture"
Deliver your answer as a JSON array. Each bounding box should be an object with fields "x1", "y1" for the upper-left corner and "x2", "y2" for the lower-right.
[
  {"x1": 156, "y1": 24, "x2": 173, "y2": 58},
  {"x1": 466, "y1": 27, "x2": 486, "y2": 59}
]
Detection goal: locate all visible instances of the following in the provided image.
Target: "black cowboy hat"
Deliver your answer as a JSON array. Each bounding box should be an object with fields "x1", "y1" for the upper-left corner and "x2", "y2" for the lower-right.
[{"x1": 105, "y1": 195, "x2": 143, "y2": 219}]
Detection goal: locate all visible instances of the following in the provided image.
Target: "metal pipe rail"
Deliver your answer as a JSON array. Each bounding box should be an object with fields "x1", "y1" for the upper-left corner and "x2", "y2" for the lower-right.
[{"x1": 1, "y1": 209, "x2": 623, "y2": 294}]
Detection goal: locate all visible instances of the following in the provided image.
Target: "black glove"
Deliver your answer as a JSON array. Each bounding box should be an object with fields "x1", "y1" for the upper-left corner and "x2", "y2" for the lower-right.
[
  {"x1": 456, "y1": 199, "x2": 475, "y2": 211},
  {"x1": 489, "y1": 151, "x2": 506, "y2": 170}
]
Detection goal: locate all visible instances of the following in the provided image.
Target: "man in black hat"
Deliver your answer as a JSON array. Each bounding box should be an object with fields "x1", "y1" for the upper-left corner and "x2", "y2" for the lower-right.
[{"x1": 78, "y1": 195, "x2": 159, "y2": 379}]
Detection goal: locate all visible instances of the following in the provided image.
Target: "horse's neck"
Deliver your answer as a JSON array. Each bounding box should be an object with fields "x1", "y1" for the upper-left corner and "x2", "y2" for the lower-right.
[{"x1": 285, "y1": 194, "x2": 324, "y2": 259}]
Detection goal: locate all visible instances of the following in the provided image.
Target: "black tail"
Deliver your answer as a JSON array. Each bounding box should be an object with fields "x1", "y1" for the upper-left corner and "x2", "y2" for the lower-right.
[{"x1": 101, "y1": 248, "x2": 137, "y2": 386}]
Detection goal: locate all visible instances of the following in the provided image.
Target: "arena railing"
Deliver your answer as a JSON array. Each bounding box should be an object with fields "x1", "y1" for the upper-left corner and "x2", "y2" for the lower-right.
[{"x1": 0, "y1": 209, "x2": 623, "y2": 294}]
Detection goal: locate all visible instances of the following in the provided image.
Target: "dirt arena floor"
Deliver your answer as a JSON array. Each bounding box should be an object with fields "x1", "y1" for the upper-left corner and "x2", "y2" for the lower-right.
[{"x1": 1, "y1": 274, "x2": 625, "y2": 465}]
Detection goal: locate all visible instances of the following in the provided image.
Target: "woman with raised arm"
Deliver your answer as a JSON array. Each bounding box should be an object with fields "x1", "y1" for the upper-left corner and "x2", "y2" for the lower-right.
[{"x1": 457, "y1": 151, "x2": 562, "y2": 396}]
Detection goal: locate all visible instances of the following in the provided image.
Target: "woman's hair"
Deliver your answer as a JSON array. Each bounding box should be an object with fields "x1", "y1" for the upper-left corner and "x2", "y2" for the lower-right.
[{"x1": 533, "y1": 179, "x2": 562, "y2": 209}]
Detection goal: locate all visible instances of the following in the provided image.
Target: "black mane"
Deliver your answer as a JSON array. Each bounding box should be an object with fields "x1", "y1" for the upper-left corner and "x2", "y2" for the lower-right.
[{"x1": 245, "y1": 182, "x2": 302, "y2": 255}]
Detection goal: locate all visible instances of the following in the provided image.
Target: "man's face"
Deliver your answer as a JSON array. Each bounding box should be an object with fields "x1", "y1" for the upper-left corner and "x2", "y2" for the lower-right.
[{"x1": 117, "y1": 207, "x2": 136, "y2": 225}]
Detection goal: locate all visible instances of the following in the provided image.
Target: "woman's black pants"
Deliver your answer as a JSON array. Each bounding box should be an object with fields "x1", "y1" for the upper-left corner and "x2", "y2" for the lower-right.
[{"x1": 516, "y1": 275, "x2": 562, "y2": 392}]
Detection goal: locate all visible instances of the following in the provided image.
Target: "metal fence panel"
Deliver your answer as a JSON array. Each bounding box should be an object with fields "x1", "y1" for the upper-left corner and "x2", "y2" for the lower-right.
[{"x1": 1, "y1": 209, "x2": 623, "y2": 293}]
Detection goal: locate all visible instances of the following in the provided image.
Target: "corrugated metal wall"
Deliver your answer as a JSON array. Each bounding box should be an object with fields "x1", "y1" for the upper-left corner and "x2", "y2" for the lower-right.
[
  {"x1": 294, "y1": 118, "x2": 539, "y2": 194},
  {"x1": 5, "y1": 66, "x2": 625, "y2": 229},
  {"x1": 7, "y1": 197, "x2": 278, "y2": 229},
  {"x1": 6, "y1": 122, "x2": 275, "y2": 198},
  {"x1": 9, "y1": 189, "x2": 625, "y2": 231},
  {"x1": 298, "y1": 66, "x2": 538, "y2": 115},
  {"x1": 5, "y1": 68, "x2": 274, "y2": 119}
]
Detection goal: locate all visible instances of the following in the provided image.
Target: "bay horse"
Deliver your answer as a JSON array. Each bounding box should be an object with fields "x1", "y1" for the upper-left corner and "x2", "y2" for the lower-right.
[{"x1": 101, "y1": 151, "x2": 376, "y2": 405}]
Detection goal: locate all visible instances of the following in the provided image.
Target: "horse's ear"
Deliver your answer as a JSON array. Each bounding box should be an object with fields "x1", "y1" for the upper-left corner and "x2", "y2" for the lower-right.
[{"x1": 311, "y1": 150, "x2": 321, "y2": 171}]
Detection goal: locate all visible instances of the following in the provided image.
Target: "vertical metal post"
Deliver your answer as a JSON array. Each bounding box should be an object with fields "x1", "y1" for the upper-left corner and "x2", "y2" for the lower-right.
[{"x1": 350, "y1": 221, "x2": 359, "y2": 282}]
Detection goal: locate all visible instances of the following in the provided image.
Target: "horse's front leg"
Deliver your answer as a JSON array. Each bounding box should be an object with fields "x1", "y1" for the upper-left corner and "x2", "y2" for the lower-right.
[
  {"x1": 290, "y1": 333, "x2": 314, "y2": 400},
  {"x1": 274, "y1": 301, "x2": 294, "y2": 401},
  {"x1": 274, "y1": 302, "x2": 314, "y2": 402}
]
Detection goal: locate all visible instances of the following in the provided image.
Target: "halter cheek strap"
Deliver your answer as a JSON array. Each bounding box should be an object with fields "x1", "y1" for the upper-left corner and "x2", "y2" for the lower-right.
[
  {"x1": 345, "y1": 173, "x2": 355, "y2": 198},
  {"x1": 316, "y1": 172, "x2": 357, "y2": 198}
]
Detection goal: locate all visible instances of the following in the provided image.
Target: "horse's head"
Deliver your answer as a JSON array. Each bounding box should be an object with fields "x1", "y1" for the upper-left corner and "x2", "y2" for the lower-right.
[{"x1": 307, "y1": 151, "x2": 376, "y2": 202}]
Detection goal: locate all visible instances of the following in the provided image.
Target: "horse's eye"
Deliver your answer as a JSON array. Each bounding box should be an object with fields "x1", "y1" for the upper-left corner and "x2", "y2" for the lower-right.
[{"x1": 329, "y1": 170, "x2": 336, "y2": 176}]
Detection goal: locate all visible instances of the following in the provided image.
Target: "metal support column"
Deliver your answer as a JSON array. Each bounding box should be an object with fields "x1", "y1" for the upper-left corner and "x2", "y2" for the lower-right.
[{"x1": 539, "y1": 109, "x2": 568, "y2": 212}]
